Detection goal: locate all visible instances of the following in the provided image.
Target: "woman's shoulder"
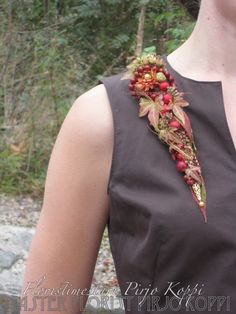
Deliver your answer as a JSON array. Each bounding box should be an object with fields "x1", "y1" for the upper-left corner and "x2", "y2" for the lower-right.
[
  {"x1": 66, "y1": 83, "x2": 113, "y2": 153},
  {"x1": 48, "y1": 83, "x2": 115, "y2": 191}
]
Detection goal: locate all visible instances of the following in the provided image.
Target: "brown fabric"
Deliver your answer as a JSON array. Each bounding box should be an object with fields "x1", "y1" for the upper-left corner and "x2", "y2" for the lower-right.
[{"x1": 98, "y1": 55, "x2": 236, "y2": 313}]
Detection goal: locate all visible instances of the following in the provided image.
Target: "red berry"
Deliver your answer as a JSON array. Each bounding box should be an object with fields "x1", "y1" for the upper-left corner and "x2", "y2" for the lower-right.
[
  {"x1": 159, "y1": 82, "x2": 169, "y2": 91},
  {"x1": 176, "y1": 153, "x2": 184, "y2": 161},
  {"x1": 187, "y1": 179, "x2": 194, "y2": 185},
  {"x1": 150, "y1": 93, "x2": 157, "y2": 101},
  {"x1": 144, "y1": 65, "x2": 151, "y2": 71},
  {"x1": 169, "y1": 76, "x2": 175, "y2": 84},
  {"x1": 137, "y1": 66, "x2": 144, "y2": 73},
  {"x1": 131, "y1": 91, "x2": 136, "y2": 96},
  {"x1": 184, "y1": 175, "x2": 189, "y2": 182},
  {"x1": 130, "y1": 78, "x2": 136, "y2": 84},
  {"x1": 165, "y1": 71, "x2": 170, "y2": 79},
  {"x1": 159, "y1": 67, "x2": 164, "y2": 72},
  {"x1": 128, "y1": 83, "x2": 135, "y2": 91},
  {"x1": 169, "y1": 120, "x2": 181, "y2": 129},
  {"x1": 176, "y1": 160, "x2": 187, "y2": 172},
  {"x1": 161, "y1": 104, "x2": 170, "y2": 114},
  {"x1": 184, "y1": 175, "x2": 194, "y2": 185},
  {"x1": 152, "y1": 65, "x2": 158, "y2": 72},
  {"x1": 163, "y1": 93, "x2": 172, "y2": 104}
]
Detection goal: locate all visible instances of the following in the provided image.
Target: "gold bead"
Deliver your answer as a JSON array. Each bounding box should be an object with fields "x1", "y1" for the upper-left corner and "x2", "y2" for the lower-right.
[
  {"x1": 198, "y1": 201, "x2": 205, "y2": 208},
  {"x1": 144, "y1": 73, "x2": 151, "y2": 80}
]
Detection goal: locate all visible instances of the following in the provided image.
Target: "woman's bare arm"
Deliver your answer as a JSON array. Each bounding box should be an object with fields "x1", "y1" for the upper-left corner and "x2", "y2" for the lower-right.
[{"x1": 20, "y1": 83, "x2": 113, "y2": 313}]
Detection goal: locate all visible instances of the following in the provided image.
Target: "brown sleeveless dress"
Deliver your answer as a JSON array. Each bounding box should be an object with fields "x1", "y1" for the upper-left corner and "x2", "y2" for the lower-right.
[{"x1": 98, "y1": 55, "x2": 236, "y2": 313}]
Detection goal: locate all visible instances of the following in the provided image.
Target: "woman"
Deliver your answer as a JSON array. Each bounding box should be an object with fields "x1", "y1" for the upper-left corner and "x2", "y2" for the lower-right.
[{"x1": 20, "y1": 0, "x2": 236, "y2": 313}]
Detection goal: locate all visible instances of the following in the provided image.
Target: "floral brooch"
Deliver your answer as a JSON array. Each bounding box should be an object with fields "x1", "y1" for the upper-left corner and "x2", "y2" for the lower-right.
[{"x1": 124, "y1": 53, "x2": 207, "y2": 223}]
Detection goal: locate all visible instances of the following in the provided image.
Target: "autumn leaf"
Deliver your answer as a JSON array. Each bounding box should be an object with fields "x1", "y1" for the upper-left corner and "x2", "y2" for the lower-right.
[
  {"x1": 175, "y1": 98, "x2": 189, "y2": 107},
  {"x1": 147, "y1": 102, "x2": 160, "y2": 129},
  {"x1": 174, "y1": 92, "x2": 189, "y2": 107},
  {"x1": 139, "y1": 98, "x2": 153, "y2": 117},
  {"x1": 139, "y1": 97, "x2": 161, "y2": 129},
  {"x1": 172, "y1": 104, "x2": 185, "y2": 124},
  {"x1": 172, "y1": 104, "x2": 192, "y2": 139},
  {"x1": 182, "y1": 111, "x2": 192, "y2": 139}
]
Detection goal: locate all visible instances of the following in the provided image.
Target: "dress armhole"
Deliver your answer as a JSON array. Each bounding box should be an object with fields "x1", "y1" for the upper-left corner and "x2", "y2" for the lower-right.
[{"x1": 97, "y1": 78, "x2": 118, "y2": 196}]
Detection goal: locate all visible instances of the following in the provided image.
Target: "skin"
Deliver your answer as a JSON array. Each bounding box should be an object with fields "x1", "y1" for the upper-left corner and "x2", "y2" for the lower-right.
[
  {"x1": 20, "y1": 84, "x2": 113, "y2": 313},
  {"x1": 168, "y1": 0, "x2": 236, "y2": 149},
  {"x1": 20, "y1": 1, "x2": 236, "y2": 313}
]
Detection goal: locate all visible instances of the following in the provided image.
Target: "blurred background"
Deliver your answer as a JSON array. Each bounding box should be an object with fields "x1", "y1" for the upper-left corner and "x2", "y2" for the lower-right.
[
  {"x1": 0, "y1": 1, "x2": 199, "y2": 313},
  {"x1": 0, "y1": 0, "x2": 198, "y2": 197}
]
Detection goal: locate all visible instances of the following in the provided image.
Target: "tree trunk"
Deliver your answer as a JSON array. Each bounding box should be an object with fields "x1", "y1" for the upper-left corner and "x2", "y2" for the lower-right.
[{"x1": 135, "y1": 4, "x2": 146, "y2": 57}]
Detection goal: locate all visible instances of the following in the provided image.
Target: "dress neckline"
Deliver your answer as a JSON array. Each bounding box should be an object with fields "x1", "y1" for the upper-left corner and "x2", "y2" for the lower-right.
[
  {"x1": 162, "y1": 54, "x2": 222, "y2": 85},
  {"x1": 162, "y1": 54, "x2": 236, "y2": 159}
]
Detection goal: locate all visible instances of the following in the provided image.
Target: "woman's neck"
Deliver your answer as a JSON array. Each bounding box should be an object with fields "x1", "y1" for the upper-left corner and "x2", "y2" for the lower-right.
[{"x1": 167, "y1": 0, "x2": 236, "y2": 81}]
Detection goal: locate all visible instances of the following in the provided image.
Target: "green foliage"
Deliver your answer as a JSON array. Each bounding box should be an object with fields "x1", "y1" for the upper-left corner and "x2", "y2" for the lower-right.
[
  {"x1": 142, "y1": 46, "x2": 157, "y2": 55},
  {"x1": 154, "y1": 0, "x2": 195, "y2": 53},
  {"x1": 0, "y1": 0, "x2": 194, "y2": 196}
]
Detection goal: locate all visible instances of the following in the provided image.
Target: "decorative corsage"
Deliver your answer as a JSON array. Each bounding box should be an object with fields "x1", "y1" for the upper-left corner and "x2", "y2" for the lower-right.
[{"x1": 125, "y1": 53, "x2": 207, "y2": 223}]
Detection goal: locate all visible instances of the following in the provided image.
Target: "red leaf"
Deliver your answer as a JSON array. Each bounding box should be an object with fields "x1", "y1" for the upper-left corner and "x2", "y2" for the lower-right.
[
  {"x1": 182, "y1": 111, "x2": 192, "y2": 140},
  {"x1": 172, "y1": 104, "x2": 185, "y2": 124},
  {"x1": 172, "y1": 104, "x2": 192, "y2": 139}
]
